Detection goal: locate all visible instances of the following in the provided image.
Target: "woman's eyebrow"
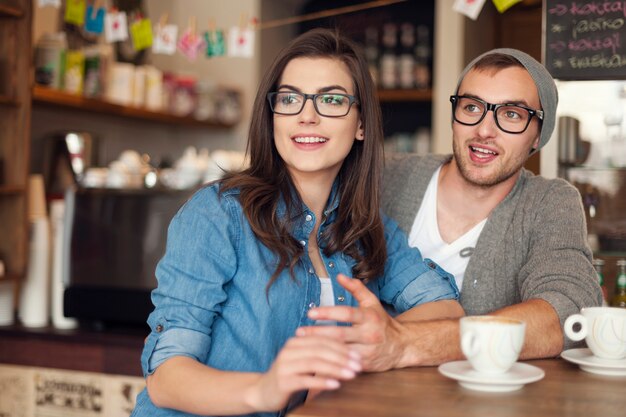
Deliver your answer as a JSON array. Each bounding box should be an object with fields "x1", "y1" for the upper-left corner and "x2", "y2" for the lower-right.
[
  {"x1": 276, "y1": 84, "x2": 301, "y2": 92},
  {"x1": 276, "y1": 84, "x2": 349, "y2": 93},
  {"x1": 318, "y1": 85, "x2": 349, "y2": 93}
]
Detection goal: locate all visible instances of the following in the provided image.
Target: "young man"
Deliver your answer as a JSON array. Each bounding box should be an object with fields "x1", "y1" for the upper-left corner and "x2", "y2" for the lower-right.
[{"x1": 298, "y1": 48, "x2": 602, "y2": 371}]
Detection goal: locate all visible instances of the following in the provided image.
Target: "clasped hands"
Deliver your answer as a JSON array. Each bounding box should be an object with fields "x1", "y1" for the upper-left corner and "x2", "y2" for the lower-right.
[{"x1": 296, "y1": 273, "x2": 409, "y2": 372}]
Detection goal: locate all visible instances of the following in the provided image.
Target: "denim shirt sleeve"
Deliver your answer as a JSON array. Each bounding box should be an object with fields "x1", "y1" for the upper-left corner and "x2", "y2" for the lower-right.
[
  {"x1": 141, "y1": 185, "x2": 240, "y2": 377},
  {"x1": 378, "y1": 214, "x2": 459, "y2": 314}
]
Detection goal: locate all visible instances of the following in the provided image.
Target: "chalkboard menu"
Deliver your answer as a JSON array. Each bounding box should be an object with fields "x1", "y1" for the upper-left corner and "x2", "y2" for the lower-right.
[{"x1": 544, "y1": 0, "x2": 626, "y2": 80}]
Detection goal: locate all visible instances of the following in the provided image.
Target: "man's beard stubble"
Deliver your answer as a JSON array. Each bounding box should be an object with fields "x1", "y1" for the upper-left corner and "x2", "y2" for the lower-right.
[{"x1": 452, "y1": 138, "x2": 529, "y2": 189}]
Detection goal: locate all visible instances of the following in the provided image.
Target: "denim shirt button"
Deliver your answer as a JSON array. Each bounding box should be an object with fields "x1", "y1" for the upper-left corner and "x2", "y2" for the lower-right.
[
  {"x1": 427, "y1": 261, "x2": 436, "y2": 269},
  {"x1": 299, "y1": 240, "x2": 306, "y2": 246},
  {"x1": 337, "y1": 296, "x2": 345, "y2": 302},
  {"x1": 155, "y1": 324, "x2": 164, "y2": 333},
  {"x1": 328, "y1": 261, "x2": 335, "y2": 268},
  {"x1": 305, "y1": 214, "x2": 313, "y2": 222},
  {"x1": 308, "y1": 267, "x2": 315, "y2": 274},
  {"x1": 308, "y1": 302, "x2": 316, "y2": 309}
]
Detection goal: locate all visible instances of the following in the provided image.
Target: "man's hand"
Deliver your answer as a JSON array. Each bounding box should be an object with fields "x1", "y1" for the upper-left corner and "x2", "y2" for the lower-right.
[{"x1": 296, "y1": 274, "x2": 409, "y2": 372}]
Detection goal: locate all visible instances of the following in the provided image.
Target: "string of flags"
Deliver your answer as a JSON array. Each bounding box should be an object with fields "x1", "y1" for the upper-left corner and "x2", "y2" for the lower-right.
[
  {"x1": 36, "y1": 0, "x2": 527, "y2": 59},
  {"x1": 453, "y1": 0, "x2": 524, "y2": 21},
  {"x1": 38, "y1": 0, "x2": 256, "y2": 60}
]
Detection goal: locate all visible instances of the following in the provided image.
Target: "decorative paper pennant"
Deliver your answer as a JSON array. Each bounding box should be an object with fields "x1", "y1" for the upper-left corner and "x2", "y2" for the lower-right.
[
  {"x1": 178, "y1": 29, "x2": 205, "y2": 61},
  {"x1": 85, "y1": 6, "x2": 106, "y2": 34},
  {"x1": 130, "y1": 18, "x2": 153, "y2": 51},
  {"x1": 64, "y1": 0, "x2": 86, "y2": 26},
  {"x1": 153, "y1": 24, "x2": 178, "y2": 55},
  {"x1": 204, "y1": 30, "x2": 226, "y2": 57},
  {"x1": 492, "y1": 0, "x2": 523, "y2": 13},
  {"x1": 227, "y1": 26, "x2": 255, "y2": 58},
  {"x1": 64, "y1": 50, "x2": 85, "y2": 95},
  {"x1": 38, "y1": 0, "x2": 61, "y2": 7},
  {"x1": 105, "y1": 11, "x2": 128, "y2": 43},
  {"x1": 452, "y1": 0, "x2": 487, "y2": 20}
]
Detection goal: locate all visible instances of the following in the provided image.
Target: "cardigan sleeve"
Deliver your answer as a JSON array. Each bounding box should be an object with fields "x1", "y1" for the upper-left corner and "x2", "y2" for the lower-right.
[{"x1": 516, "y1": 179, "x2": 602, "y2": 350}]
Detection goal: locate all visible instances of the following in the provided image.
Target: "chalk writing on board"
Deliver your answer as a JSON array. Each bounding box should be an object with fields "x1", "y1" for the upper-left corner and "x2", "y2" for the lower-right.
[{"x1": 544, "y1": 1, "x2": 626, "y2": 79}]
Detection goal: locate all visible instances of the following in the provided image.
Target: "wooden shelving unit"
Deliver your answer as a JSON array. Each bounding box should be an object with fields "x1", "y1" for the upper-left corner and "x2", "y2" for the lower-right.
[
  {"x1": 0, "y1": 94, "x2": 19, "y2": 106},
  {"x1": 377, "y1": 88, "x2": 432, "y2": 103},
  {"x1": 0, "y1": 0, "x2": 31, "y2": 286},
  {"x1": 33, "y1": 86, "x2": 238, "y2": 128},
  {"x1": 0, "y1": 186, "x2": 25, "y2": 195},
  {"x1": 0, "y1": 3, "x2": 23, "y2": 17}
]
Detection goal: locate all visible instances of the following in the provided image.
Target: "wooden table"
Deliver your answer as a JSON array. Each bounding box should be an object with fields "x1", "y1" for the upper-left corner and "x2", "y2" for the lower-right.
[{"x1": 288, "y1": 359, "x2": 625, "y2": 417}]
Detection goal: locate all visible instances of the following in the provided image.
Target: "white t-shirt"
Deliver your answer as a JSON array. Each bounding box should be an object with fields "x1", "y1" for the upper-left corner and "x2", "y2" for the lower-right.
[
  {"x1": 319, "y1": 277, "x2": 335, "y2": 307},
  {"x1": 408, "y1": 167, "x2": 486, "y2": 290},
  {"x1": 317, "y1": 277, "x2": 336, "y2": 325}
]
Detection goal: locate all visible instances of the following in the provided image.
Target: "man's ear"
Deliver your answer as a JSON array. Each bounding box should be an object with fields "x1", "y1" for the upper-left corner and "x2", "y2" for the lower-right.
[
  {"x1": 356, "y1": 120, "x2": 364, "y2": 141},
  {"x1": 532, "y1": 136, "x2": 540, "y2": 149}
]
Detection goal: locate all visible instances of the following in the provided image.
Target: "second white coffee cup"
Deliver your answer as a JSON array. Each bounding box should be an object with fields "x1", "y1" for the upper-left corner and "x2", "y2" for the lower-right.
[
  {"x1": 460, "y1": 316, "x2": 526, "y2": 374},
  {"x1": 563, "y1": 306, "x2": 626, "y2": 360}
]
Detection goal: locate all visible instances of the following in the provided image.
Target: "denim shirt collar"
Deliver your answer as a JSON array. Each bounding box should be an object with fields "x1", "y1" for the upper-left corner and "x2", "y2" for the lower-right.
[{"x1": 276, "y1": 178, "x2": 341, "y2": 224}]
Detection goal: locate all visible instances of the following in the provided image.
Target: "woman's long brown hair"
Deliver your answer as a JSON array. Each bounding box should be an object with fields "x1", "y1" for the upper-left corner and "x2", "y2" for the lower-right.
[{"x1": 220, "y1": 28, "x2": 386, "y2": 288}]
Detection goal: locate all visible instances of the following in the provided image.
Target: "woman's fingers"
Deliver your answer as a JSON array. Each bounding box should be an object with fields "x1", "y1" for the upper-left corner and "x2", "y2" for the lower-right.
[
  {"x1": 253, "y1": 335, "x2": 362, "y2": 411},
  {"x1": 278, "y1": 336, "x2": 361, "y2": 375}
]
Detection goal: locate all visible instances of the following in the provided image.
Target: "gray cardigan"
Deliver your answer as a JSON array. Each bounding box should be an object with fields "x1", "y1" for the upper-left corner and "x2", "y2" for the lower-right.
[{"x1": 382, "y1": 154, "x2": 602, "y2": 349}]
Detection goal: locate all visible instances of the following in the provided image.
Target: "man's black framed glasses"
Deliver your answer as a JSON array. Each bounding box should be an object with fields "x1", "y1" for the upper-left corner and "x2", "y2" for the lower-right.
[
  {"x1": 267, "y1": 92, "x2": 359, "y2": 117},
  {"x1": 450, "y1": 95, "x2": 543, "y2": 134}
]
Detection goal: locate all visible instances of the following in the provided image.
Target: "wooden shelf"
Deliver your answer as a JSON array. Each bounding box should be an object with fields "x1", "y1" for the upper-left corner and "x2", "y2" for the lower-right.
[
  {"x1": 0, "y1": 273, "x2": 20, "y2": 282},
  {"x1": 0, "y1": 185, "x2": 25, "y2": 195},
  {"x1": 32, "y1": 86, "x2": 238, "y2": 128},
  {"x1": 0, "y1": 3, "x2": 23, "y2": 17},
  {"x1": 0, "y1": 94, "x2": 18, "y2": 106},
  {"x1": 377, "y1": 89, "x2": 432, "y2": 102}
]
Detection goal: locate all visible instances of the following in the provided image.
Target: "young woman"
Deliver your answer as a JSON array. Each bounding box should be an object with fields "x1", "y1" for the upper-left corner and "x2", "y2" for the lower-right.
[{"x1": 131, "y1": 29, "x2": 459, "y2": 417}]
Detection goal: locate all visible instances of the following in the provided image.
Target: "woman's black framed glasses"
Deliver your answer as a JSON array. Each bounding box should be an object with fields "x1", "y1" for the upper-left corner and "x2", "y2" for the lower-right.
[
  {"x1": 267, "y1": 92, "x2": 359, "y2": 117},
  {"x1": 450, "y1": 95, "x2": 543, "y2": 134}
]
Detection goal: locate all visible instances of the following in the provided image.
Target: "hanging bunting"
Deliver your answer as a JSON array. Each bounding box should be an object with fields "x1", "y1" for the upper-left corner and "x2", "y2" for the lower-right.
[
  {"x1": 491, "y1": 0, "x2": 522, "y2": 13},
  {"x1": 452, "y1": 0, "x2": 487, "y2": 20},
  {"x1": 130, "y1": 16, "x2": 154, "y2": 51},
  {"x1": 105, "y1": 10, "x2": 129, "y2": 43},
  {"x1": 204, "y1": 19, "x2": 225, "y2": 58},
  {"x1": 153, "y1": 14, "x2": 178, "y2": 55},
  {"x1": 64, "y1": 0, "x2": 86, "y2": 26},
  {"x1": 178, "y1": 17, "x2": 205, "y2": 61},
  {"x1": 205, "y1": 30, "x2": 226, "y2": 57},
  {"x1": 227, "y1": 27, "x2": 255, "y2": 58},
  {"x1": 85, "y1": 5, "x2": 106, "y2": 34},
  {"x1": 228, "y1": 14, "x2": 254, "y2": 58}
]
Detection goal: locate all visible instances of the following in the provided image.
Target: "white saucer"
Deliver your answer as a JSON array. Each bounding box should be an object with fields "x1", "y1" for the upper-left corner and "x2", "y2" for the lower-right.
[
  {"x1": 561, "y1": 348, "x2": 626, "y2": 376},
  {"x1": 438, "y1": 361, "x2": 545, "y2": 392}
]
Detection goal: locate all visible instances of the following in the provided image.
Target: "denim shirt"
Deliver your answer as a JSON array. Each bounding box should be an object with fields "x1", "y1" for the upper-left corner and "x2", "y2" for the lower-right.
[{"x1": 131, "y1": 183, "x2": 458, "y2": 417}]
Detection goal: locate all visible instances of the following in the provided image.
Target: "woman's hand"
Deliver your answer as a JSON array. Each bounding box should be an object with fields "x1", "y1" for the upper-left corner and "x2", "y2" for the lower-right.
[{"x1": 246, "y1": 335, "x2": 362, "y2": 411}]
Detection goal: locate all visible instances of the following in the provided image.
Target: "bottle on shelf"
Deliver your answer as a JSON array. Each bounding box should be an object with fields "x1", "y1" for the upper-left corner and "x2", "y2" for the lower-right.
[
  {"x1": 592, "y1": 259, "x2": 609, "y2": 306},
  {"x1": 414, "y1": 25, "x2": 431, "y2": 90},
  {"x1": 379, "y1": 23, "x2": 398, "y2": 90},
  {"x1": 611, "y1": 259, "x2": 626, "y2": 308},
  {"x1": 398, "y1": 23, "x2": 416, "y2": 89}
]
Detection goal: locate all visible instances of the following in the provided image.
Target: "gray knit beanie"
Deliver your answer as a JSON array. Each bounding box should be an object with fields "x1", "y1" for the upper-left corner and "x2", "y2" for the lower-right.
[{"x1": 455, "y1": 48, "x2": 558, "y2": 152}]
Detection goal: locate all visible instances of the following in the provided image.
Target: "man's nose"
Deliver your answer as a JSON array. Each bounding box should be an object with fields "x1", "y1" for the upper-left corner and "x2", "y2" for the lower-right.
[{"x1": 476, "y1": 110, "x2": 499, "y2": 137}]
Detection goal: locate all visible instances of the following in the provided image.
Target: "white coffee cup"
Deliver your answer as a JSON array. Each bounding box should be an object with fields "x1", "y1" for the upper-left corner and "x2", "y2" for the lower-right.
[
  {"x1": 460, "y1": 316, "x2": 526, "y2": 374},
  {"x1": 564, "y1": 307, "x2": 626, "y2": 360}
]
